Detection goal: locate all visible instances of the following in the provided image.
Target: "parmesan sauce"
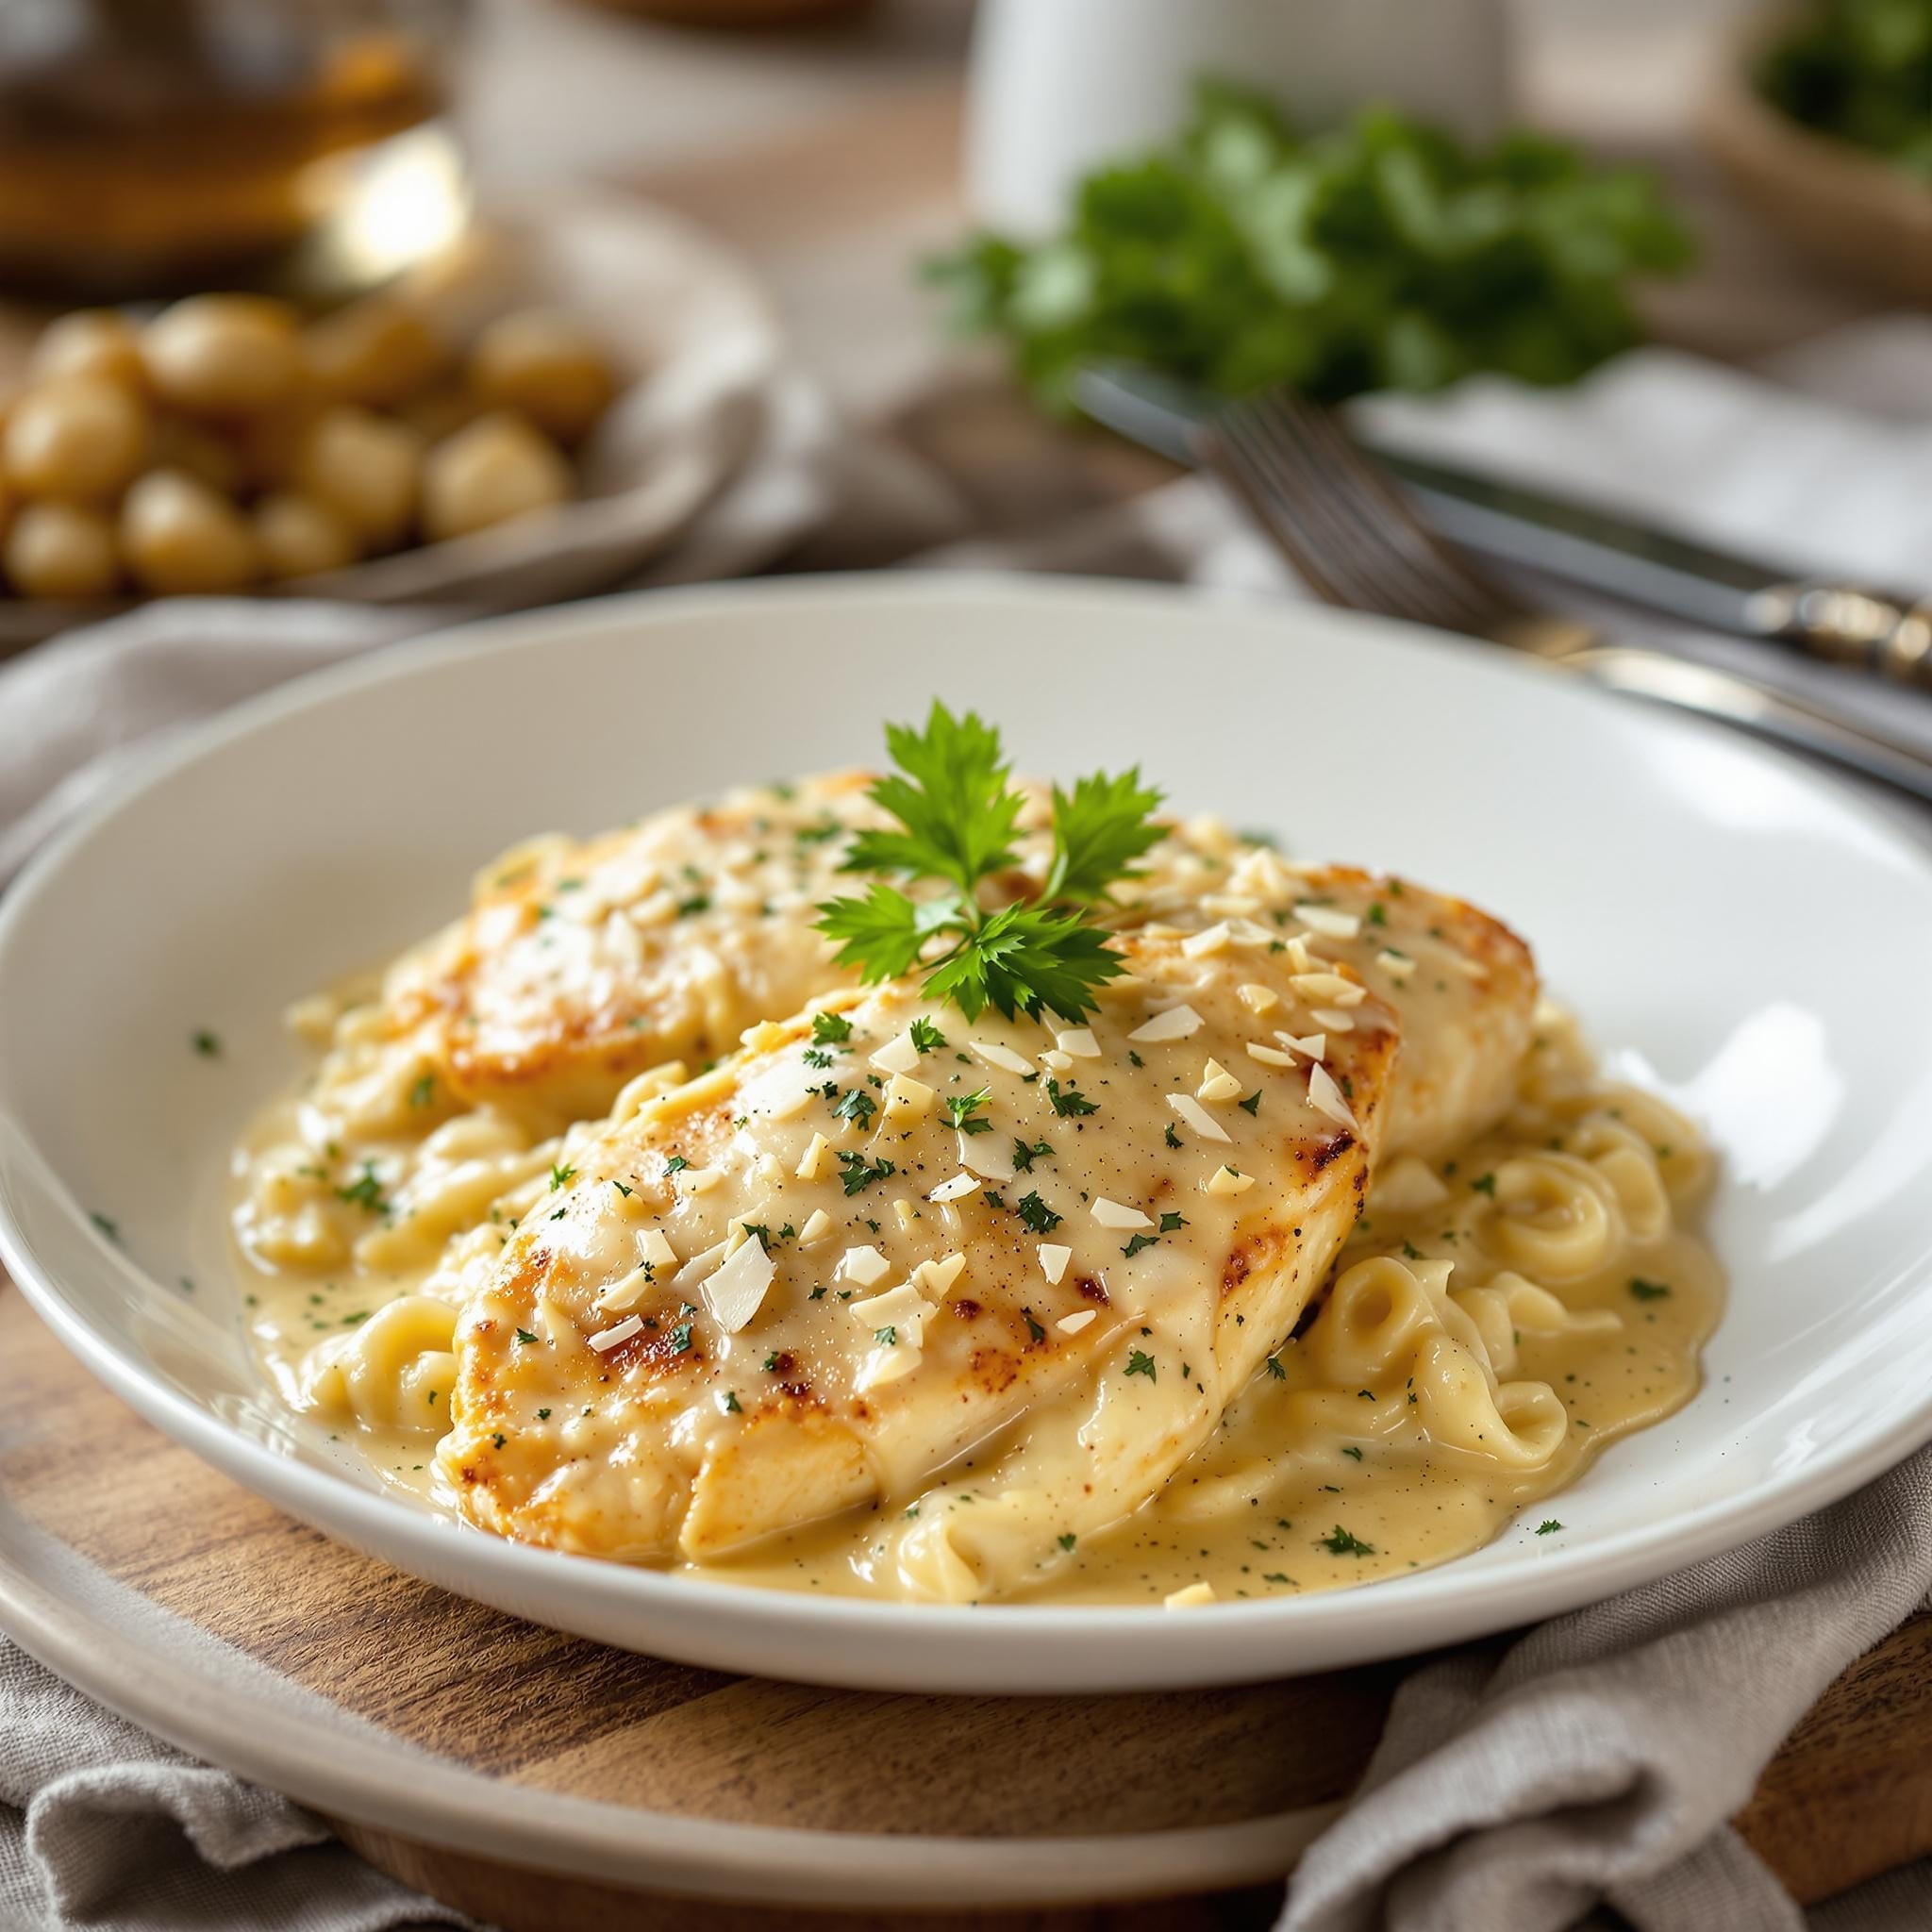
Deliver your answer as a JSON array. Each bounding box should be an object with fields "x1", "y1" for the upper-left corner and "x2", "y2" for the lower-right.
[
  {"x1": 233, "y1": 1008, "x2": 1720, "y2": 1606},
  {"x1": 691, "y1": 1014, "x2": 1721, "y2": 1603}
]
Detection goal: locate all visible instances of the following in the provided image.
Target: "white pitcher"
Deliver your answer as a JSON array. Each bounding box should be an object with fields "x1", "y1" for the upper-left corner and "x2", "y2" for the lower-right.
[{"x1": 965, "y1": 0, "x2": 1516, "y2": 236}]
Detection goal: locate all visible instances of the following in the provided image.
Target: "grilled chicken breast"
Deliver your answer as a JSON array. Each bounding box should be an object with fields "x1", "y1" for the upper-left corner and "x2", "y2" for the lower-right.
[
  {"x1": 311, "y1": 773, "x2": 885, "y2": 1141},
  {"x1": 438, "y1": 855, "x2": 1536, "y2": 1599}
]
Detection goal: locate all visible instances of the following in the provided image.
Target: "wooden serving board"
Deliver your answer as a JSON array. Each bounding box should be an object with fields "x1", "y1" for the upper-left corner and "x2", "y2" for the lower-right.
[{"x1": 1, "y1": 1283, "x2": 1929, "y2": 1926}]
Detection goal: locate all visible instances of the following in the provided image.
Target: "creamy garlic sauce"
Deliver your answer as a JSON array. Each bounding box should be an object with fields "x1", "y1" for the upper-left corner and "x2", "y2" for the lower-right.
[
  {"x1": 690, "y1": 1014, "x2": 1721, "y2": 1603},
  {"x1": 229, "y1": 795, "x2": 1720, "y2": 1610}
]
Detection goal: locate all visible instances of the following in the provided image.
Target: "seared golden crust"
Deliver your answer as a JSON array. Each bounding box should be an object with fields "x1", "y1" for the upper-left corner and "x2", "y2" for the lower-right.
[{"x1": 437, "y1": 874, "x2": 1523, "y2": 1586}]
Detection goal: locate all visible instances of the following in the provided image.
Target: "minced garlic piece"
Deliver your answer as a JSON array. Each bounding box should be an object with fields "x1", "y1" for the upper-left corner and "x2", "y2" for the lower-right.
[
  {"x1": 1295, "y1": 904, "x2": 1361, "y2": 940},
  {"x1": 970, "y1": 1039, "x2": 1035, "y2": 1075},
  {"x1": 840, "y1": 1245, "x2": 890, "y2": 1287},
  {"x1": 871, "y1": 1032, "x2": 922, "y2": 1075},
  {"x1": 1196, "y1": 1058, "x2": 1243, "y2": 1103},
  {"x1": 1166, "y1": 1092, "x2": 1232, "y2": 1143},
  {"x1": 588, "y1": 1314, "x2": 643, "y2": 1353},
  {"x1": 1307, "y1": 1062, "x2": 1358, "y2": 1131},
  {"x1": 1130, "y1": 1004, "x2": 1203, "y2": 1043},
  {"x1": 883, "y1": 1073, "x2": 935, "y2": 1121}
]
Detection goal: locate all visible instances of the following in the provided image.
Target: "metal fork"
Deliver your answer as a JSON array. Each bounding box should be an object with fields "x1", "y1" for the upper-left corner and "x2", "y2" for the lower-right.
[{"x1": 1198, "y1": 389, "x2": 1932, "y2": 809}]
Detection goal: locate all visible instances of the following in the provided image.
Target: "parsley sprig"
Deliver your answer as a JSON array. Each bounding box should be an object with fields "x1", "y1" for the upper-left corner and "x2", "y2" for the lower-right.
[{"x1": 815, "y1": 703, "x2": 1161, "y2": 1024}]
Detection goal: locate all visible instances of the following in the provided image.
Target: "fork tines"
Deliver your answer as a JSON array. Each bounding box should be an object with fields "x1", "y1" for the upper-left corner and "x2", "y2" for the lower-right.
[{"x1": 1199, "y1": 387, "x2": 1525, "y2": 641}]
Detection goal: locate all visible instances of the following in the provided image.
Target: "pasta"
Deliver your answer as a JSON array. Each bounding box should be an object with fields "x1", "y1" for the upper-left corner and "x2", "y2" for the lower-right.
[{"x1": 230, "y1": 778, "x2": 1720, "y2": 1602}]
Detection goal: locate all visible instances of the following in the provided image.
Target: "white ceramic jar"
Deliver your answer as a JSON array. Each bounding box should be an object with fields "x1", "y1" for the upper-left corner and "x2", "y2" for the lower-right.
[{"x1": 965, "y1": 0, "x2": 1516, "y2": 236}]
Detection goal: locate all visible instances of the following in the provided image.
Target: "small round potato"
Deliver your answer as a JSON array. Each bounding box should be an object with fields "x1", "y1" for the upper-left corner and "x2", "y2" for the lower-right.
[
  {"x1": 149, "y1": 416, "x2": 247, "y2": 496},
  {"x1": 395, "y1": 381, "x2": 485, "y2": 445},
  {"x1": 142, "y1": 294, "x2": 306, "y2": 415},
  {"x1": 304, "y1": 297, "x2": 448, "y2": 408},
  {"x1": 5, "y1": 375, "x2": 149, "y2": 500},
  {"x1": 31, "y1": 309, "x2": 145, "y2": 389},
  {"x1": 255, "y1": 491, "x2": 360, "y2": 580},
  {"x1": 293, "y1": 406, "x2": 424, "y2": 549},
  {"x1": 421, "y1": 411, "x2": 572, "y2": 542},
  {"x1": 467, "y1": 309, "x2": 618, "y2": 444},
  {"x1": 121, "y1": 469, "x2": 259, "y2": 594},
  {"x1": 4, "y1": 501, "x2": 119, "y2": 599}
]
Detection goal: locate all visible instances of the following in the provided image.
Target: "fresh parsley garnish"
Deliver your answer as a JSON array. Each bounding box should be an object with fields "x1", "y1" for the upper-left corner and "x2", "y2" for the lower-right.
[
  {"x1": 1012, "y1": 1137, "x2": 1053, "y2": 1171},
  {"x1": 1629, "y1": 1276, "x2": 1672, "y2": 1301},
  {"x1": 1320, "y1": 1525, "x2": 1375, "y2": 1557},
  {"x1": 811, "y1": 1011, "x2": 854, "y2": 1046},
  {"x1": 1158, "y1": 1211, "x2": 1188, "y2": 1232},
  {"x1": 909, "y1": 1015, "x2": 948, "y2": 1053},
  {"x1": 1016, "y1": 1191, "x2": 1061, "y2": 1235},
  {"x1": 838, "y1": 1152, "x2": 896, "y2": 1196},
  {"x1": 334, "y1": 1162, "x2": 387, "y2": 1215},
  {"x1": 549, "y1": 1162, "x2": 576, "y2": 1191},
  {"x1": 815, "y1": 702, "x2": 1161, "y2": 1023},
  {"x1": 1045, "y1": 1077, "x2": 1097, "y2": 1117},
  {"x1": 515, "y1": 1328, "x2": 539, "y2": 1345},
  {"x1": 192, "y1": 1029, "x2": 222, "y2": 1058},
  {"x1": 1122, "y1": 1232, "x2": 1159, "y2": 1257},
  {"x1": 833, "y1": 1089, "x2": 877, "y2": 1129},
  {"x1": 1124, "y1": 1348, "x2": 1158, "y2": 1381},
  {"x1": 944, "y1": 1088, "x2": 993, "y2": 1134},
  {"x1": 1536, "y1": 1519, "x2": 1562, "y2": 1535},
  {"x1": 1023, "y1": 1307, "x2": 1047, "y2": 1342}
]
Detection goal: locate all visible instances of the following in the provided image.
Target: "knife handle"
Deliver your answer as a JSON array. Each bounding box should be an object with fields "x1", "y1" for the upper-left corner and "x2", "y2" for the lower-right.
[{"x1": 1749, "y1": 582, "x2": 1932, "y2": 688}]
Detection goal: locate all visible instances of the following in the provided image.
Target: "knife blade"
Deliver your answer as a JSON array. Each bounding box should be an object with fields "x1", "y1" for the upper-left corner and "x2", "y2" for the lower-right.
[{"x1": 1071, "y1": 360, "x2": 1931, "y2": 677}]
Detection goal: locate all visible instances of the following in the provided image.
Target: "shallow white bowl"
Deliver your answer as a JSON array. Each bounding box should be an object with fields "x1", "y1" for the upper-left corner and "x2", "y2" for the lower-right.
[{"x1": 3, "y1": 575, "x2": 1931, "y2": 1694}]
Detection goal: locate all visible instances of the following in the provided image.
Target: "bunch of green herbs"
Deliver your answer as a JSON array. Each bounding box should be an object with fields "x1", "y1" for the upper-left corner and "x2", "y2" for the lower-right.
[
  {"x1": 925, "y1": 83, "x2": 1693, "y2": 412},
  {"x1": 1758, "y1": 0, "x2": 1932, "y2": 176}
]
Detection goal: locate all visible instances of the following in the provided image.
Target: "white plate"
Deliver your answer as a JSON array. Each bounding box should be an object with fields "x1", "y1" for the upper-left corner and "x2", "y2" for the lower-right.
[{"x1": 4, "y1": 575, "x2": 1932, "y2": 1695}]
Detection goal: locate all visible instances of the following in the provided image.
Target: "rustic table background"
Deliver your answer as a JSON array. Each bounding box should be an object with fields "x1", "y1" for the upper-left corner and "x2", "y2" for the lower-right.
[{"x1": 4, "y1": 2, "x2": 1922, "y2": 1924}]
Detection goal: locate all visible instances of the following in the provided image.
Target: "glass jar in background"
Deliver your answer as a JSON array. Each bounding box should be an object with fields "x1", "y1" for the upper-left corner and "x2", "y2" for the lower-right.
[{"x1": 0, "y1": 0, "x2": 472, "y2": 303}]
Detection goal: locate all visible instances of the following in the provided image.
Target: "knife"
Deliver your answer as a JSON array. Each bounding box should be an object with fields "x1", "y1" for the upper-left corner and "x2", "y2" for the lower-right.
[{"x1": 1073, "y1": 360, "x2": 1932, "y2": 689}]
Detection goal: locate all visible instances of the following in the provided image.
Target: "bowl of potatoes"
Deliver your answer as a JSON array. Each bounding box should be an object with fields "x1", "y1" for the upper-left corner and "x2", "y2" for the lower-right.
[{"x1": 0, "y1": 194, "x2": 780, "y2": 645}]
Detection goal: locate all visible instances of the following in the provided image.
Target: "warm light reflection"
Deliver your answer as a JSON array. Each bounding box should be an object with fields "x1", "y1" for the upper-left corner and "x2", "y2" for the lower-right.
[{"x1": 303, "y1": 124, "x2": 471, "y2": 290}]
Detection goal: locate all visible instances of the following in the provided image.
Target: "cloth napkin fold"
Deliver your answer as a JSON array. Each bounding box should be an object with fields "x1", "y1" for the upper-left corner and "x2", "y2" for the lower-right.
[
  {"x1": 5, "y1": 318, "x2": 1932, "y2": 1932},
  {"x1": 0, "y1": 1644, "x2": 469, "y2": 1932},
  {"x1": 1284, "y1": 1450, "x2": 1932, "y2": 1932}
]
